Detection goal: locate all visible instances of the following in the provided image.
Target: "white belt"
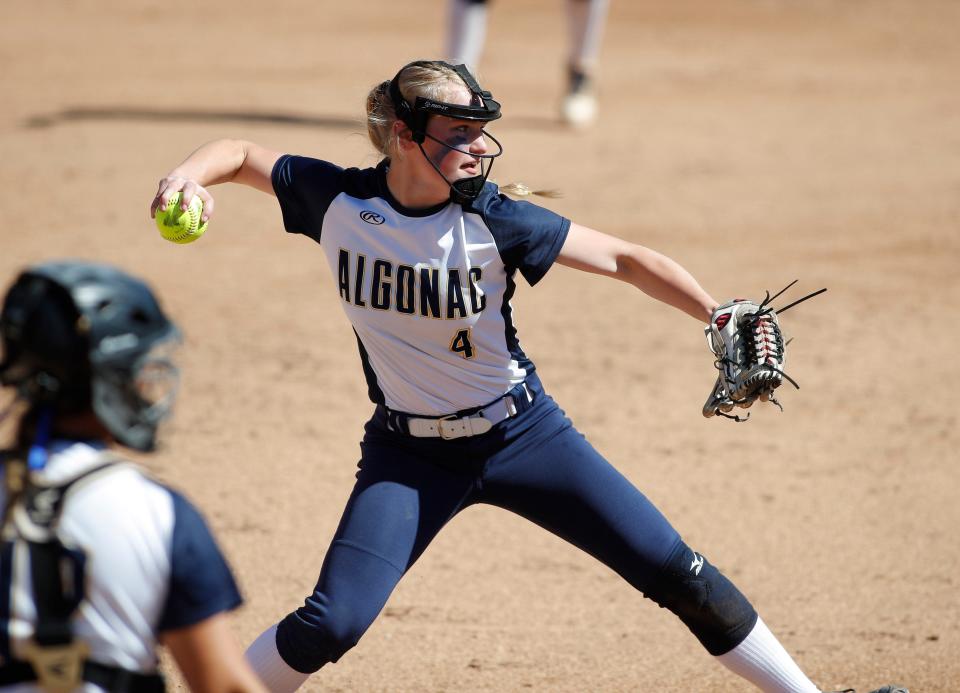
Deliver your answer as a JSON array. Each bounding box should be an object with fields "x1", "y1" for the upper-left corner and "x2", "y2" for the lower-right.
[{"x1": 404, "y1": 384, "x2": 533, "y2": 440}]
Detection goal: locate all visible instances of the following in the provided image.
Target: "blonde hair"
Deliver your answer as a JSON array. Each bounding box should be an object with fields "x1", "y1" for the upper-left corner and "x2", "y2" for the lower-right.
[
  {"x1": 498, "y1": 182, "x2": 561, "y2": 199},
  {"x1": 366, "y1": 61, "x2": 462, "y2": 160},
  {"x1": 365, "y1": 61, "x2": 560, "y2": 199}
]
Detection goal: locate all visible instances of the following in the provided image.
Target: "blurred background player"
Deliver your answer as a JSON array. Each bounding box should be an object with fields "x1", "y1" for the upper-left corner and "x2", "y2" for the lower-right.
[
  {"x1": 445, "y1": 0, "x2": 609, "y2": 127},
  {"x1": 0, "y1": 261, "x2": 266, "y2": 693}
]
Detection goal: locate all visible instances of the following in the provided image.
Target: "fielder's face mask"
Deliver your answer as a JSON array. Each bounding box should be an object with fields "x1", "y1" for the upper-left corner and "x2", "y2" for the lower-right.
[
  {"x1": 388, "y1": 60, "x2": 504, "y2": 205},
  {"x1": 0, "y1": 261, "x2": 181, "y2": 452}
]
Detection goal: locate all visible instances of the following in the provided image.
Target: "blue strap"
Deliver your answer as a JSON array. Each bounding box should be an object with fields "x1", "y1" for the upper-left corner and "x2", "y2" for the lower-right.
[{"x1": 27, "y1": 408, "x2": 53, "y2": 471}]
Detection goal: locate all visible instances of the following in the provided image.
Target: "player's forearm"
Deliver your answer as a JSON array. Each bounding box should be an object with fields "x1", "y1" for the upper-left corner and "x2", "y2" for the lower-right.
[
  {"x1": 619, "y1": 245, "x2": 717, "y2": 323},
  {"x1": 555, "y1": 224, "x2": 717, "y2": 322},
  {"x1": 163, "y1": 614, "x2": 268, "y2": 693},
  {"x1": 167, "y1": 139, "x2": 250, "y2": 187}
]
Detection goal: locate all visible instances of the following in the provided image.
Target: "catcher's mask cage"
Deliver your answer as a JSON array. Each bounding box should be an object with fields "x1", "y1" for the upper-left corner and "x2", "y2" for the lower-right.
[
  {"x1": 388, "y1": 60, "x2": 504, "y2": 205},
  {"x1": 0, "y1": 260, "x2": 180, "y2": 452}
]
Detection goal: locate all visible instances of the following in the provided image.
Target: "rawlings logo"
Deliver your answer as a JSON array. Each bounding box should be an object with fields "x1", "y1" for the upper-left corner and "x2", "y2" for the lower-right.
[
  {"x1": 715, "y1": 314, "x2": 731, "y2": 330},
  {"x1": 359, "y1": 211, "x2": 385, "y2": 225}
]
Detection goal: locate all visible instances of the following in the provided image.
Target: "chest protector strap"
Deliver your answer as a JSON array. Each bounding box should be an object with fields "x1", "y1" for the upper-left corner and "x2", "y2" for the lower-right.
[{"x1": 3, "y1": 457, "x2": 166, "y2": 692}]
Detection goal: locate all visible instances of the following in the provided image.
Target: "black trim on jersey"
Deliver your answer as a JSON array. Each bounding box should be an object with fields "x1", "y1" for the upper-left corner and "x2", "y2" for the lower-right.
[
  {"x1": 499, "y1": 270, "x2": 533, "y2": 376},
  {"x1": 353, "y1": 329, "x2": 386, "y2": 405}
]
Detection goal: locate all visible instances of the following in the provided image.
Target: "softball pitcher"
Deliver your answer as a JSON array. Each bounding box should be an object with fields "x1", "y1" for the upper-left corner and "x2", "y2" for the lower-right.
[
  {"x1": 149, "y1": 60, "x2": 906, "y2": 693},
  {"x1": 0, "y1": 261, "x2": 265, "y2": 693}
]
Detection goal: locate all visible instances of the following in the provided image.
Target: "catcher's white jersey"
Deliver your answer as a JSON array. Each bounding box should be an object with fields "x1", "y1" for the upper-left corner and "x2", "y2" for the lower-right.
[
  {"x1": 273, "y1": 155, "x2": 570, "y2": 416},
  {"x1": 0, "y1": 441, "x2": 241, "y2": 691}
]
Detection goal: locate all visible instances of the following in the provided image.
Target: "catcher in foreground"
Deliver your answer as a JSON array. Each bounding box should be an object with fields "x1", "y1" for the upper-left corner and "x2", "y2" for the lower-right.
[
  {"x1": 0, "y1": 261, "x2": 265, "y2": 693},
  {"x1": 703, "y1": 282, "x2": 827, "y2": 422}
]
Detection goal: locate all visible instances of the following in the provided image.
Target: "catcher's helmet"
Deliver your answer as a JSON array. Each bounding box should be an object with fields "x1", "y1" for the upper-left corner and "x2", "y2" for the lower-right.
[{"x1": 0, "y1": 260, "x2": 180, "y2": 451}]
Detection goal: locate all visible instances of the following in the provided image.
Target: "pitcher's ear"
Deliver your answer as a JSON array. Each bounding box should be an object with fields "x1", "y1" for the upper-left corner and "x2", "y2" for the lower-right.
[{"x1": 393, "y1": 120, "x2": 415, "y2": 149}]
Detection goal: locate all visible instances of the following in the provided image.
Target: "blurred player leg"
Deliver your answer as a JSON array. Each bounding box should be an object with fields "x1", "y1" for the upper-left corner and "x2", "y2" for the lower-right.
[
  {"x1": 562, "y1": 0, "x2": 609, "y2": 127},
  {"x1": 446, "y1": 0, "x2": 489, "y2": 70}
]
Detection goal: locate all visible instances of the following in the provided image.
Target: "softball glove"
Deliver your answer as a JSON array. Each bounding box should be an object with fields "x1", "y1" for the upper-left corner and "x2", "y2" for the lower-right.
[{"x1": 703, "y1": 282, "x2": 826, "y2": 421}]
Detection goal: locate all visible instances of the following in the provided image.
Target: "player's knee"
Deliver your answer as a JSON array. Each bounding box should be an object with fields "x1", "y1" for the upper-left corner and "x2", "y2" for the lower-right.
[
  {"x1": 276, "y1": 605, "x2": 371, "y2": 673},
  {"x1": 644, "y1": 542, "x2": 758, "y2": 656}
]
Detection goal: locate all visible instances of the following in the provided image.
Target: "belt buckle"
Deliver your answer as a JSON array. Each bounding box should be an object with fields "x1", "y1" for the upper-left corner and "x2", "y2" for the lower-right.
[{"x1": 436, "y1": 414, "x2": 461, "y2": 440}]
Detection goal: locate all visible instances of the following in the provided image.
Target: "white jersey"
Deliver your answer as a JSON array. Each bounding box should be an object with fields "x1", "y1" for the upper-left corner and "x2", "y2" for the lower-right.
[
  {"x1": 272, "y1": 156, "x2": 570, "y2": 416},
  {"x1": 0, "y1": 441, "x2": 241, "y2": 691}
]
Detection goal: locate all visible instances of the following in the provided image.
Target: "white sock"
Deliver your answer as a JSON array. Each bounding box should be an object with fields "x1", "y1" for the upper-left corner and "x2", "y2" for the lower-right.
[
  {"x1": 446, "y1": 0, "x2": 488, "y2": 69},
  {"x1": 566, "y1": 0, "x2": 609, "y2": 75},
  {"x1": 245, "y1": 623, "x2": 311, "y2": 693},
  {"x1": 715, "y1": 617, "x2": 821, "y2": 693}
]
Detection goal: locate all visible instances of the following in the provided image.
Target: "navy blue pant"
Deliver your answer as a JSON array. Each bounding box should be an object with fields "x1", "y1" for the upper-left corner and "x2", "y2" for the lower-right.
[{"x1": 276, "y1": 377, "x2": 750, "y2": 672}]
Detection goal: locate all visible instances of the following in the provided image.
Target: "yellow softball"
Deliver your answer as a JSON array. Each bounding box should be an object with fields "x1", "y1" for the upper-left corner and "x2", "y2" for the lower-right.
[{"x1": 155, "y1": 192, "x2": 208, "y2": 244}]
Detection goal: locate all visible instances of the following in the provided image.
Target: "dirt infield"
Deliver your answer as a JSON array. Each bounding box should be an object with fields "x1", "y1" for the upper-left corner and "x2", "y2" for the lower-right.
[{"x1": 2, "y1": 1, "x2": 958, "y2": 690}]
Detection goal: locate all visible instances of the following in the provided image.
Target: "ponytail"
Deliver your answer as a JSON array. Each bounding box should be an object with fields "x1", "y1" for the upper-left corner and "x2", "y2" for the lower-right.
[{"x1": 498, "y1": 182, "x2": 562, "y2": 199}]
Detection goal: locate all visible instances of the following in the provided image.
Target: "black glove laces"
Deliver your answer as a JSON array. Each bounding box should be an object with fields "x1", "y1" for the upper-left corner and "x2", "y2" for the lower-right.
[{"x1": 713, "y1": 281, "x2": 828, "y2": 421}]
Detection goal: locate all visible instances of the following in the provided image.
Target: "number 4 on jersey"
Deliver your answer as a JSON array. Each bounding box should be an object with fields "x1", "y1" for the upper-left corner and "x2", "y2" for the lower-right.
[{"x1": 449, "y1": 328, "x2": 476, "y2": 359}]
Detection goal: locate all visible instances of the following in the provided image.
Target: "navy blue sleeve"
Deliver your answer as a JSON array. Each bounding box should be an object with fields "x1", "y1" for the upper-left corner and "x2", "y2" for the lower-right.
[
  {"x1": 157, "y1": 489, "x2": 242, "y2": 632},
  {"x1": 473, "y1": 190, "x2": 571, "y2": 286},
  {"x1": 271, "y1": 154, "x2": 346, "y2": 243}
]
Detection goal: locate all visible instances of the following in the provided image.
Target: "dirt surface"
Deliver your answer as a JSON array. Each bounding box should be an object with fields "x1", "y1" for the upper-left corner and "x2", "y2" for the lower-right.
[{"x1": 2, "y1": 1, "x2": 958, "y2": 690}]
